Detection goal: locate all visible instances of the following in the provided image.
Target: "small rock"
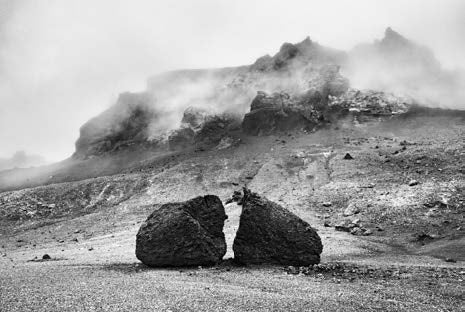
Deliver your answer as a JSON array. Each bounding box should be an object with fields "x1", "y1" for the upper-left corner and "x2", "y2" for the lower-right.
[
  {"x1": 323, "y1": 221, "x2": 331, "y2": 227},
  {"x1": 350, "y1": 227, "x2": 364, "y2": 236},
  {"x1": 88, "y1": 247, "x2": 94, "y2": 251},
  {"x1": 335, "y1": 222, "x2": 351, "y2": 232},
  {"x1": 287, "y1": 266, "x2": 299, "y2": 275},
  {"x1": 322, "y1": 202, "x2": 332, "y2": 207},
  {"x1": 343, "y1": 203, "x2": 361, "y2": 216},
  {"x1": 42, "y1": 254, "x2": 51, "y2": 260},
  {"x1": 363, "y1": 229, "x2": 373, "y2": 236},
  {"x1": 343, "y1": 153, "x2": 353, "y2": 160},
  {"x1": 425, "y1": 208, "x2": 438, "y2": 218},
  {"x1": 408, "y1": 180, "x2": 419, "y2": 186},
  {"x1": 444, "y1": 258, "x2": 456, "y2": 263},
  {"x1": 415, "y1": 233, "x2": 435, "y2": 243}
]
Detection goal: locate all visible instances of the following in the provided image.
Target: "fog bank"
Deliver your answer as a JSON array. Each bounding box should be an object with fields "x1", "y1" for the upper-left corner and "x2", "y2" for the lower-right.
[{"x1": 0, "y1": 0, "x2": 464, "y2": 161}]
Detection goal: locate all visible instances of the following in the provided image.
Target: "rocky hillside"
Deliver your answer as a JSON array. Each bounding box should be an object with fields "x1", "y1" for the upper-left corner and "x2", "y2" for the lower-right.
[
  {"x1": 1, "y1": 28, "x2": 464, "y2": 193},
  {"x1": 71, "y1": 28, "x2": 464, "y2": 162}
]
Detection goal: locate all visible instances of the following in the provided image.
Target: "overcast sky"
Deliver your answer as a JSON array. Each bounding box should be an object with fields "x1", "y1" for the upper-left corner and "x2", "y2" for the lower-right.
[{"x1": 0, "y1": 0, "x2": 464, "y2": 161}]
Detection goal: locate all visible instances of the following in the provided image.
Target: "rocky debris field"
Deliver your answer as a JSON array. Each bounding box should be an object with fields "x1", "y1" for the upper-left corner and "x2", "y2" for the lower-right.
[
  {"x1": 284, "y1": 261, "x2": 465, "y2": 284},
  {"x1": 0, "y1": 115, "x2": 464, "y2": 311},
  {"x1": 0, "y1": 174, "x2": 149, "y2": 225}
]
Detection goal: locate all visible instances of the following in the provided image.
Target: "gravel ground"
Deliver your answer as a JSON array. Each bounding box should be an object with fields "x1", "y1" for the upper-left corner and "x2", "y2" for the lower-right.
[
  {"x1": 1, "y1": 258, "x2": 464, "y2": 311},
  {"x1": 1, "y1": 116, "x2": 464, "y2": 311}
]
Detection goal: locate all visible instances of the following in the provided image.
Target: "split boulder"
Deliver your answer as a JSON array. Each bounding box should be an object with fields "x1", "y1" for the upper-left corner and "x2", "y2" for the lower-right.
[
  {"x1": 136, "y1": 195, "x2": 227, "y2": 267},
  {"x1": 233, "y1": 188, "x2": 322, "y2": 265}
]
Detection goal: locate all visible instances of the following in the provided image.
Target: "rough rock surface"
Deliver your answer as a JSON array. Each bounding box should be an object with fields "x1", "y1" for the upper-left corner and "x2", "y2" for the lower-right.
[
  {"x1": 242, "y1": 91, "x2": 321, "y2": 135},
  {"x1": 242, "y1": 64, "x2": 349, "y2": 136},
  {"x1": 74, "y1": 92, "x2": 157, "y2": 158},
  {"x1": 194, "y1": 114, "x2": 241, "y2": 149},
  {"x1": 167, "y1": 106, "x2": 242, "y2": 150},
  {"x1": 328, "y1": 89, "x2": 412, "y2": 116},
  {"x1": 233, "y1": 188, "x2": 322, "y2": 265},
  {"x1": 251, "y1": 37, "x2": 346, "y2": 72},
  {"x1": 168, "y1": 127, "x2": 195, "y2": 150},
  {"x1": 181, "y1": 107, "x2": 209, "y2": 130},
  {"x1": 136, "y1": 195, "x2": 227, "y2": 267}
]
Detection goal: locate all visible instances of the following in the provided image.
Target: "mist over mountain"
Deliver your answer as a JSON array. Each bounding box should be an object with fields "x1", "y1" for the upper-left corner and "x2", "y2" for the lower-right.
[
  {"x1": 73, "y1": 27, "x2": 465, "y2": 159},
  {"x1": 346, "y1": 27, "x2": 465, "y2": 107},
  {"x1": 0, "y1": 151, "x2": 48, "y2": 171}
]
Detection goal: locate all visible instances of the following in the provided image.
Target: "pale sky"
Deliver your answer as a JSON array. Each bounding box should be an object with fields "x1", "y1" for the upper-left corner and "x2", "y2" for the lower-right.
[{"x1": 0, "y1": 0, "x2": 464, "y2": 161}]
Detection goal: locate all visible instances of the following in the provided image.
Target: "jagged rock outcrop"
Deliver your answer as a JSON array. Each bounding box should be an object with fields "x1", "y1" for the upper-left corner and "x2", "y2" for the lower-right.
[
  {"x1": 73, "y1": 36, "x2": 352, "y2": 157},
  {"x1": 74, "y1": 92, "x2": 157, "y2": 158},
  {"x1": 73, "y1": 28, "x2": 463, "y2": 158},
  {"x1": 181, "y1": 107, "x2": 209, "y2": 130},
  {"x1": 135, "y1": 195, "x2": 227, "y2": 267},
  {"x1": 233, "y1": 188, "x2": 322, "y2": 265},
  {"x1": 242, "y1": 63, "x2": 350, "y2": 135},
  {"x1": 251, "y1": 37, "x2": 347, "y2": 72},
  {"x1": 168, "y1": 107, "x2": 242, "y2": 150},
  {"x1": 242, "y1": 91, "x2": 320, "y2": 135},
  {"x1": 193, "y1": 114, "x2": 241, "y2": 149},
  {"x1": 328, "y1": 89, "x2": 413, "y2": 116}
]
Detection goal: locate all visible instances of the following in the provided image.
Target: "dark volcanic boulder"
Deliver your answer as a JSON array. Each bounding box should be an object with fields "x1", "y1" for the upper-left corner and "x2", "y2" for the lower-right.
[
  {"x1": 233, "y1": 189, "x2": 322, "y2": 265},
  {"x1": 136, "y1": 195, "x2": 227, "y2": 267},
  {"x1": 242, "y1": 91, "x2": 320, "y2": 135}
]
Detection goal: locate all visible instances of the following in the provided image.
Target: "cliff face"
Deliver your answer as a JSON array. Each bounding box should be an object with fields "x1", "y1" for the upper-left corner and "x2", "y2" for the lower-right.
[
  {"x1": 74, "y1": 36, "x2": 348, "y2": 158},
  {"x1": 74, "y1": 92, "x2": 157, "y2": 158},
  {"x1": 73, "y1": 28, "x2": 464, "y2": 159}
]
